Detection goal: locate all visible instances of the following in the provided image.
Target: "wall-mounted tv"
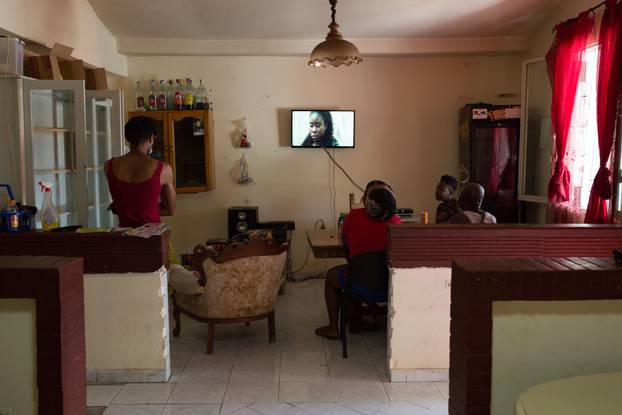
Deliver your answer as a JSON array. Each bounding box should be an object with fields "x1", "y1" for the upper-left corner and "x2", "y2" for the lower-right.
[{"x1": 291, "y1": 110, "x2": 355, "y2": 148}]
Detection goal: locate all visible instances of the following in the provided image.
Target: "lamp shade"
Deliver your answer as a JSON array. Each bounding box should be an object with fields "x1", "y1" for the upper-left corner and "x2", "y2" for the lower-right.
[{"x1": 308, "y1": 22, "x2": 362, "y2": 68}]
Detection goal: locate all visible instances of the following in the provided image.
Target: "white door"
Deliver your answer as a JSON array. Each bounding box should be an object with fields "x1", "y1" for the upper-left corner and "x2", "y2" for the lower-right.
[
  {"x1": 22, "y1": 79, "x2": 86, "y2": 228},
  {"x1": 85, "y1": 89, "x2": 124, "y2": 228}
]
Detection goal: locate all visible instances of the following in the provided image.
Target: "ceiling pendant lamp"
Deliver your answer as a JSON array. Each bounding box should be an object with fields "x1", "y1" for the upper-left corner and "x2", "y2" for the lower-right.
[{"x1": 308, "y1": 0, "x2": 362, "y2": 68}]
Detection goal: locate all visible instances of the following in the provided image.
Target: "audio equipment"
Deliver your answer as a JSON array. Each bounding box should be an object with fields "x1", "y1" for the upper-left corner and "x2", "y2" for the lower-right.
[{"x1": 228, "y1": 206, "x2": 259, "y2": 239}]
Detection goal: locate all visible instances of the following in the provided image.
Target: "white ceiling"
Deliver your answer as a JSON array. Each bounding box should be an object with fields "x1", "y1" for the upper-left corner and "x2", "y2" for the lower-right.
[{"x1": 88, "y1": 0, "x2": 562, "y2": 40}]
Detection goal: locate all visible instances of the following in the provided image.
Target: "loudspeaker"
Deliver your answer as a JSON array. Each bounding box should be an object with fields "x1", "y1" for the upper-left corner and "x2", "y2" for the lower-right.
[{"x1": 228, "y1": 206, "x2": 259, "y2": 239}]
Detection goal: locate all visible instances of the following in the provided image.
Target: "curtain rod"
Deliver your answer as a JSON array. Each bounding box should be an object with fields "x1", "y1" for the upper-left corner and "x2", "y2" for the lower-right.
[{"x1": 554, "y1": 0, "x2": 608, "y2": 31}]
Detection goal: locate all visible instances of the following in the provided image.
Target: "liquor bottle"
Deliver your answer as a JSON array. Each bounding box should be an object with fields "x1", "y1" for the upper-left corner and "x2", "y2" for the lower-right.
[
  {"x1": 148, "y1": 80, "x2": 157, "y2": 111},
  {"x1": 157, "y1": 80, "x2": 167, "y2": 110},
  {"x1": 135, "y1": 80, "x2": 145, "y2": 111},
  {"x1": 174, "y1": 79, "x2": 183, "y2": 110},
  {"x1": 166, "y1": 80, "x2": 174, "y2": 110},
  {"x1": 183, "y1": 78, "x2": 194, "y2": 110},
  {"x1": 195, "y1": 79, "x2": 209, "y2": 110}
]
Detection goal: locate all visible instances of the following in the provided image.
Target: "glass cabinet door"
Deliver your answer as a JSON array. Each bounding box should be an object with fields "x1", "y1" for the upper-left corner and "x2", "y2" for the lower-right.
[
  {"x1": 85, "y1": 90, "x2": 124, "y2": 228},
  {"x1": 171, "y1": 111, "x2": 208, "y2": 191},
  {"x1": 23, "y1": 79, "x2": 86, "y2": 228}
]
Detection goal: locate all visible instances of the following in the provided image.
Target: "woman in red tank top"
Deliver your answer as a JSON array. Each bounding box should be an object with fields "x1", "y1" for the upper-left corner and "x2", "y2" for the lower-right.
[{"x1": 105, "y1": 116, "x2": 176, "y2": 228}]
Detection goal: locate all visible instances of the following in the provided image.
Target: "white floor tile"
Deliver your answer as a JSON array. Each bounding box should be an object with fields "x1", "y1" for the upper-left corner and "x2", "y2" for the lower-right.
[
  {"x1": 249, "y1": 403, "x2": 305, "y2": 415},
  {"x1": 224, "y1": 383, "x2": 279, "y2": 404},
  {"x1": 220, "y1": 403, "x2": 251, "y2": 414},
  {"x1": 328, "y1": 359, "x2": 380, "y2": 382},
  {"x1": 113, "y1": 383, "x2": 175, "y2": 404},
  {"x1": 295, "y1": 403, "x2": 339, "y2": 415},
  {"x1": 279, "y1": 382, "x2": 333, "y2": 403},
  {"x1": 88, "y1": 385, "x2": 123, "y2": 407},
  {"x1": 168, "y1": 382, "x2": 227, "y2": 404},
  {"x1": 178, "y1": 364, "x2": 233, "y2": 383},
  {"x1": 375, "y1": 402, "x2": 432, "y2": 415},
  {"x1": 280, "y1": 362, "x2": 330, "y2": 383},
  {"x1": 161, "y1": 404, "x2": 221, "y2": 415},
  {"x1": 383, "y1": 383, "x2": 443, "y2": 409},
  {"x1": 342, "y1": 402, "x2": 390, "y2": 415},
  {"x1": 103, "y1": 404, "x2": 164, "y2": 415},
  {"x1": 331, "y1": 382, "x2": 388, "y2": 402},
  {"x1": 432, "y1": 382, "x2": 448, "y2": 400}
]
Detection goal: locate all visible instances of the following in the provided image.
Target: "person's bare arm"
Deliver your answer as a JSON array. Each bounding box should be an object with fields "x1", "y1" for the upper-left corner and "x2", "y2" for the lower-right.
[{"x1": 160, "y1": 163, "x2": 176, "y2": 216}]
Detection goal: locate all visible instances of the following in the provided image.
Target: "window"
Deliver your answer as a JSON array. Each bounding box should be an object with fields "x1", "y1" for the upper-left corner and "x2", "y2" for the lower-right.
[
  {"x1": 563, "y1": 45, "x2": 603, "y2": 216},
  {"x1": 519, "y1": 45, "x2": 612, "y2": 223}
]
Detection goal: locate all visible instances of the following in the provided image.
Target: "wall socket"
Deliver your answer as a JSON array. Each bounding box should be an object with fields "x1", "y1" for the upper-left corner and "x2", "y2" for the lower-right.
[{"x1": 0, "y1": 409, "x2": 13, "y2": 415}]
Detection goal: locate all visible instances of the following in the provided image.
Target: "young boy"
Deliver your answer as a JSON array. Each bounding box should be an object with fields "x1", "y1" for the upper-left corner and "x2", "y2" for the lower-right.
[{"x1": 435, "y1": 175, "x2": 460, "y2": 223}]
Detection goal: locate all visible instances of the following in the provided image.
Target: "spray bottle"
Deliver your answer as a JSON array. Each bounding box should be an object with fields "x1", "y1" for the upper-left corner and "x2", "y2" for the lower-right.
[{"x1": 38, "y1": 181, "x2": 59, "y2": 231}]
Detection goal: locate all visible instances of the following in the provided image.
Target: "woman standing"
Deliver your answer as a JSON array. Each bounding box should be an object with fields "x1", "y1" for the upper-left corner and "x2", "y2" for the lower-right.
[{"x1": 105, "y1": 116, "x2": 176, "y2": 227}]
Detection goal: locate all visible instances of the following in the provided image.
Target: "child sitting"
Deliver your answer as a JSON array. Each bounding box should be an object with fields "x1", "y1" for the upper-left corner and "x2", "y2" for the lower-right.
[{"x1": 435, "y1": 174, "x2": 460, "y2": 223}]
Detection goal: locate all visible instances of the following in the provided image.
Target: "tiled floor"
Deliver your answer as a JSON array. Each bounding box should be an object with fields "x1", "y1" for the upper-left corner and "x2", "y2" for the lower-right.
[{"x1": 89, "y1": 279, "x2": 448, "y2": 415}]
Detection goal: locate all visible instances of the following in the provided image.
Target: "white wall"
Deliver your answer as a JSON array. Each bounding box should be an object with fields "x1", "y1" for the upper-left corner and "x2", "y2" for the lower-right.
[
  {"x1": 0, "y1": 0, "x2": 127, "y2": 76},
  {"x1": 492, "y1": 300, "x2": 622, "y2": 415},
  {"x1": 126, "y1": 55, "x2": 521, "y2": 269},
  {"x1": 0, "y1": 299, "x2": 37, "y2": 415}
]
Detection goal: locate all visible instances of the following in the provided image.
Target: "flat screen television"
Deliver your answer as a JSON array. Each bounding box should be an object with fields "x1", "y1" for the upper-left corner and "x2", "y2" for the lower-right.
[{"x1": 291, "y1": 110, "x2": 355, "y2": 148}]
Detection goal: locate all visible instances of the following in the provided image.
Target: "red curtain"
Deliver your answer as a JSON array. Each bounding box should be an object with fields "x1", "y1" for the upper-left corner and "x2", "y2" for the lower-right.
[
  {"x1": 546, "y1": 12, "x2": 594, "y2": 204},
  {"x1": 585, "y1": 0, "x2": 622, "y2": 223}
]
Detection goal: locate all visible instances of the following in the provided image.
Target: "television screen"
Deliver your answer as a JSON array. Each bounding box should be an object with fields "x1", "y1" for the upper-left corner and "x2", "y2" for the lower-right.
[{"x1": 291, "y1": 110, "x2": 355, "y2": 148}]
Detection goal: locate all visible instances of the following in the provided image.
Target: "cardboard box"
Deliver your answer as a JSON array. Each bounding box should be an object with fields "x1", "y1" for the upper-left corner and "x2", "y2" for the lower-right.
[
  {"x1": 28, "y1": 55, "x2": 63, "y2": 80},
  {"x1": 59, "y1": 59, "x2": 86, "y2": 80},
  {"x1": 85, "y1": 68, "x2": 108, "y2": 90}
]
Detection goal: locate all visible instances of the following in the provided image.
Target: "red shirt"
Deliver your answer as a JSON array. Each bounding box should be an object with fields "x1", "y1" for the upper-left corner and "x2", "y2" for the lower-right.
[
  {"x1": 106, "y1": 158, "x2": 163, "y2": 227},
  {"x1": 341, "y1": 208, "x2": 401, "y2": 259}
]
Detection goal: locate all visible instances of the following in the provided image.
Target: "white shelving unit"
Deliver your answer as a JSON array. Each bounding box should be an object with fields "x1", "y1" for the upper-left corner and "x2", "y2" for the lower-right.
[{"x1": 0, "y1": 76, "x2": 124, "y2": 228}]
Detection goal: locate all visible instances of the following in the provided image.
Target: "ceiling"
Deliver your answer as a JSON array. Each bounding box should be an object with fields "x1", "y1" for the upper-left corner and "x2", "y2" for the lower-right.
[{"x1": 88, "y1": 0, "x2": 562, "y2": 41}]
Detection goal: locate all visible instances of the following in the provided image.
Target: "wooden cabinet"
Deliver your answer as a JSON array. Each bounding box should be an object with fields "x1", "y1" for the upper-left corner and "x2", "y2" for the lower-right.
[{"x1": 128, "y1": 110, "x2": 214, "y2": 193}]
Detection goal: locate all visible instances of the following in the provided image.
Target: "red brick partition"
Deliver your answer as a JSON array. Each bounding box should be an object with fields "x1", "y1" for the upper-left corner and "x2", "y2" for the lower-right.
[
  {"x1": 0, "y1": 255, "x2": 85, "y2": 415},
  {"x1": 0, "y1": 230, "x2": 169, "y2": 273},
  {"x1": 388, "y1": 224, "x2": 622, "y2": 267},
  {"x1": 449, "y1": 257, "x2": 622, "y2": 415}
]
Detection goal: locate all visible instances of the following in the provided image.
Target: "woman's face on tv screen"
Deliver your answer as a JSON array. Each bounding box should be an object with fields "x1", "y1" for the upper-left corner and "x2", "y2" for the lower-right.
[{"x1": 309, "y1": 113, "x2": 326, "y2": 140}]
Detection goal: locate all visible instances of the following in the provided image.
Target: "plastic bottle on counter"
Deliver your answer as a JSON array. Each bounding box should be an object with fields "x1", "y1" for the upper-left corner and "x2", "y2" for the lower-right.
[{"x1": 38, "y1": 181, "x2": 59, "y2": 231}]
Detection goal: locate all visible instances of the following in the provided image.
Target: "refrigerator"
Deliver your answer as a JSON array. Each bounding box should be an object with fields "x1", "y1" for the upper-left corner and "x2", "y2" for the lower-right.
[{"x1": 459, "y1": 103, "x2": 521, "y2": 223}]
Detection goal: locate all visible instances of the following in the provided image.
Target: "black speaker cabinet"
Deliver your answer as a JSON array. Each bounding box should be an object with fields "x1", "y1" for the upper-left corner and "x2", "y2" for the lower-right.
[{"x1": 228, "y1": 207, "x2": 259, "y2": 239}]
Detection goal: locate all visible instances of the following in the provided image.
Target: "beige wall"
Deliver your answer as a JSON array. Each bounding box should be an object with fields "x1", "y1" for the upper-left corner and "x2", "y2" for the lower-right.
[
  {"x1": 0, "y1": 0, "x2": 127, "y2": 76},
  {"x1": 84, "y1": 268, "x2": 170, "y2": 380},
  {"x1": 389, "y1": 267, "x2": 451, "y2": 375},
  {"x1": 126, "y1": 55, "x2": 521, "y2": 269},
  {"x1": 492, "y1": 300, "x2": 622, "y2": 415},
  {"x1": 0, "y1": 299, "x2": 37, "y2": 415}
]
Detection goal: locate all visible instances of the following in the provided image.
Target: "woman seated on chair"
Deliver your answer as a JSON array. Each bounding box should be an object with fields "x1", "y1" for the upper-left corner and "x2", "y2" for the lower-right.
[{"x1": 315, "y1": 180, "x2": 401, "y2": 340}]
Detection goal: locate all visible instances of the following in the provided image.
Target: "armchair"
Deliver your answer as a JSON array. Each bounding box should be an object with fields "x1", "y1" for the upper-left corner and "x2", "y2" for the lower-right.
[{"x1": 172, "y1": 236, "x2": 288, "y2": 354}]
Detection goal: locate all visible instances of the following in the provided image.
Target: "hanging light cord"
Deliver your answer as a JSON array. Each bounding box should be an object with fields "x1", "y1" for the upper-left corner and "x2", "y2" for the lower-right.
[{"x1": 330, "y1": 0, "x2": 337, "y2": 24}]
